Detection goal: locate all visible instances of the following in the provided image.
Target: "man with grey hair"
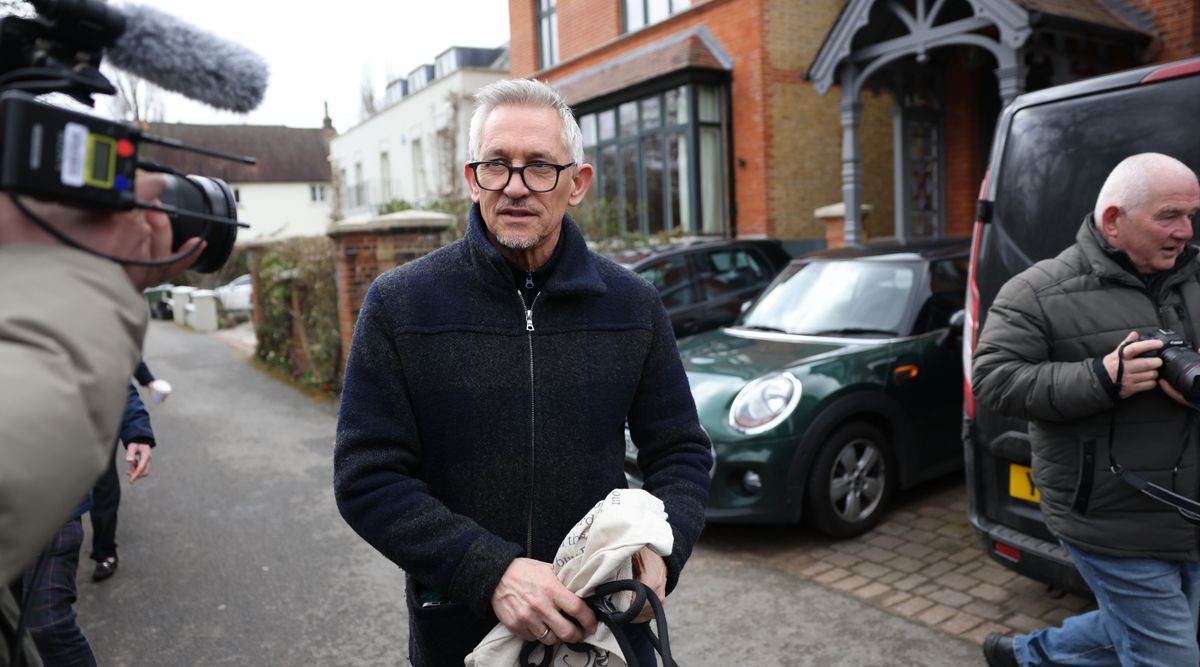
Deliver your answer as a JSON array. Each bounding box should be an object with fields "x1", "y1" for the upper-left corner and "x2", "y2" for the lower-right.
[
  {"x1": 974, "y1": 152, "x2": 1200, "y2": 666},
  {"x1": 334, "y1": 78, "x2": 712, "y2": 665}
]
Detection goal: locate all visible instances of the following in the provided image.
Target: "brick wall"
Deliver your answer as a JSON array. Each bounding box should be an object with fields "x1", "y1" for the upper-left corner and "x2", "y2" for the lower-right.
[
  {"x1": 509, "y1": 1, "x2": 537, "y2": 79},
  {"x1": 765, "y1": 0, "x2": 891, "y2": 240},
  {"x1": 331, "y1": 226, "x2": 454, "y2": 370},
  {"x1": 943, "y1": 55, "x2": 983, "y2": 238},
  {"x1": 1135, "y1": 0, "x2": 1200, "y2": 61},
  {"x1": 557, "y1": 1, "x2": 623, "y2": 63}
]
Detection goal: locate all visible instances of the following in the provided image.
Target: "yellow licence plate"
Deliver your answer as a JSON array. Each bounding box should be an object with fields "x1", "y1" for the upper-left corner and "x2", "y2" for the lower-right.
[{"x1": 1009, "y1": 464, "x2": 1040, "y2": 503}]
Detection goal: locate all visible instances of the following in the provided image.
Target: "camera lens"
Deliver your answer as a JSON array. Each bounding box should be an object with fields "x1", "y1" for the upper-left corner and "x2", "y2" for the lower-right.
[
  {"x1": 1160, "y1": 346, "x2": 1200, "y2": 405},
  {"x1": 158, "y1": 174, "x2": 238, "y2": 273}
]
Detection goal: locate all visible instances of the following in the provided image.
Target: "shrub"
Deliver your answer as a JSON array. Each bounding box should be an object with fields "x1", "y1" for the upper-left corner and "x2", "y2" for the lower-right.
[{"x1": 254, "y1": 237, "x2": 341, "y2": 392}]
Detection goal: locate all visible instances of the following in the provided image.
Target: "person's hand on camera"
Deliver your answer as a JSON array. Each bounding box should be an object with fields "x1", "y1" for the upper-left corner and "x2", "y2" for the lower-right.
[
  {"x1": 0, "y1": 172, "x2": 202, "y2": 289},
  {"x1": 1103, "y1": 331, "x2": 1164, "y2": 398},
  {"x1": 126, "y1": 443, "x2": 152, "y2": 483}
]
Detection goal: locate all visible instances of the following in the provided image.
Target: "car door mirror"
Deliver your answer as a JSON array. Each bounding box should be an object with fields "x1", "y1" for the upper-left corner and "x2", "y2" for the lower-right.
[{"x1": 937, "y1": 309, "x2": 967, "y2": 348}]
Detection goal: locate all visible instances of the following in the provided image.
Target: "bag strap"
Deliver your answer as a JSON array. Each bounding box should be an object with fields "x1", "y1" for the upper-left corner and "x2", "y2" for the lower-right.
[{"x1": 521, "y1": 579, "x2": 678, "y2": 667}]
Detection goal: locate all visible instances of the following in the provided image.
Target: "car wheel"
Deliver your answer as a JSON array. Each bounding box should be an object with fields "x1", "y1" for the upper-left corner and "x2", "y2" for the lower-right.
[{"x1": 804, "y1": 422, "x2": 893, "y2": 539}]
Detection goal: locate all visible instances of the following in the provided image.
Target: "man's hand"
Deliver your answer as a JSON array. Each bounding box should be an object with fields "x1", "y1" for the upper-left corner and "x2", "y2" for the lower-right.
[
  {"x1": 630, "y1": 546, "x2": 667, "y2": 623},
  {"x1": 1103, "y1": 331, "x2": 1163, "y2": 398},
  {"x1": 0, "y1": 172, "x2": 203, "y2": 289},
  {"x1": 491, "y1": 557, "x2": 598, "y2": 646},
  {"x1": 126, "y1": 443, "x2": 152, "y2": 483}
]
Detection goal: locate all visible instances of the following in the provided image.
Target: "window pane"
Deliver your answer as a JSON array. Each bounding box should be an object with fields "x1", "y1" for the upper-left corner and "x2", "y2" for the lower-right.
[
  {"x1": 582, "y1": 149, "x2": 598, "y2": 206},
  {"x1": 698, "y1": 85, "x2": 721, "y2": 122},
  {"x1": 601, "y1": 145, "x2": 618, "y2": 205},
  {"x1": 549, "y1": 16, "x2": 558, "y2": 67},
  {"x1": 640, "y1": 96, "x2": 661, "y2": 131},
  {"x1": 599, "y1": 110, "x2": 616, "y2": 141},
  {"x1": 540, "y1": 19, "x2": 552, "y2": 69},
  {"x1": 700, "y1": 126, "x2": 722, "y2": 234},
  {"x1": 647, "y1": 0, "x2": 669, "y2": 24},
  {"x1": 670, "y1": 131, "x2": 689, "y2": 231},
  {"x1": 619, "y1": 101, "x2": 638, "y2": 138},
  {"x1": 625, "y1": 0, "x2": 645, "y2": 31},
  {"x1": 699, "y1": 249, "x2": 767, "y2": 299},
  {"x1": 667, "y1": 85, "x2": 689, "y2": 124},
  {"x1": 642, "y1": 136, "x2": 664, "y2": 235},
  {"x1": 621, "y1": 142, "x2": 639, "y2": 232},
  {"x1": 639, "y1": 256, "x2": 692, "y2": 308},
  {"x1": 580, "y1": 114, "x2": 597, "y2": 148},
  {"x1": 673, "y1": 0, "x2": 691, "y2": 13}
]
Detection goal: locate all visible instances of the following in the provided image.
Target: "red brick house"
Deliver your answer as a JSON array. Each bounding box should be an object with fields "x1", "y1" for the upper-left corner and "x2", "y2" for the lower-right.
[{"x1": 509, "y1": 0, "x2": 1199, "y2": 249}]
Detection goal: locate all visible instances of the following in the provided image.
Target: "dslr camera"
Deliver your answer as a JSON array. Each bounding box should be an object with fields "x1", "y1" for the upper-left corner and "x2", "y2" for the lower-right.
[
  {"x1": 0, "y1": 0, "x2": 260, "y2": 272},
  {"x1": 1142, "y1": 329, "x2": 1200, "y2": 405}
]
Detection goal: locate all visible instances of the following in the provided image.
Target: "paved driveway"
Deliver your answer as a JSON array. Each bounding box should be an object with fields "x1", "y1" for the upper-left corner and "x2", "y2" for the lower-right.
[{"x1": 68, "y1": 321, "x2": 1088, "y2": 666}]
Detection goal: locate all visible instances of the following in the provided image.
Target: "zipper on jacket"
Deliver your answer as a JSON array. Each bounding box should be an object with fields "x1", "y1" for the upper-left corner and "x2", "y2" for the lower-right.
[{"x1": 517, "y1": 290, "x2": 540, "y2": 554}]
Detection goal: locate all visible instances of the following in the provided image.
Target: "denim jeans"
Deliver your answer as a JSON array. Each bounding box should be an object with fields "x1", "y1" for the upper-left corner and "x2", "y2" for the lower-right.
[{"x1": 1014, "y1": 541, "x2": 1200, "y2": 666}]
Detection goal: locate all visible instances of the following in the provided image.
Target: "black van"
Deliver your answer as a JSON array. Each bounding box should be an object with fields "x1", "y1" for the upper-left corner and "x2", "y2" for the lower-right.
[{"x1": 963, "y1": 57, "x2": 1200, "y2": 594}]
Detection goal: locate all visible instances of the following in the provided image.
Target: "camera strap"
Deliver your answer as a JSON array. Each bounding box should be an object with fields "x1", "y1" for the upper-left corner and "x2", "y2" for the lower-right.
[{"x1": 1106, "y1": 342, "x2": 1200, "y2": 526}]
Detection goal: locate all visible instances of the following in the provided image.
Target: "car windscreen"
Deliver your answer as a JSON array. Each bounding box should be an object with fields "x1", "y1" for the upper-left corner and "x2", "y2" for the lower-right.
[{"x1": 739, "y1": 260, "x2": 917, "y2": 336}]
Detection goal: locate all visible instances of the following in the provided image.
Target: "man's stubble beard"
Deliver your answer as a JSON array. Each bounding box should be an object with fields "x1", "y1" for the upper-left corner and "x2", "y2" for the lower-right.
[{"x1": 492, "y1": 197, "x2": 545, "y2": 250}]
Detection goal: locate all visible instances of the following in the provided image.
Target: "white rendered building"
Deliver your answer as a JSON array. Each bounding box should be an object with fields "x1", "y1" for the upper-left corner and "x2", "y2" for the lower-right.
[
  {"x1": 329, "y1": 46, "x2": 508, "y2": 221},
  {"x1": 142, "y1": 122, "x2": 335, "y2": 244}
]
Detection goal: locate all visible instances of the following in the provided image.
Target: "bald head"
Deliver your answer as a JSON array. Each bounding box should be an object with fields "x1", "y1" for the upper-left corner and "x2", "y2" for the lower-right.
[
  {"x1": 1094, "y1": 153, "x2": 1198, "y2": 223},
  {"x1": 1093, "y1": 152, "x2": 1200, "y2": 274}
]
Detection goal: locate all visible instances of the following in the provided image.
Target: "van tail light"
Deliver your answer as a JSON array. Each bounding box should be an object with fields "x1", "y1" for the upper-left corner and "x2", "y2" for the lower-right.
[
  {"x1": 994, "y1": 541, "x2": 1021, "y2": 563},
  {"x1": 964, "y1": 168, "x2": 990, "y2": 420}
]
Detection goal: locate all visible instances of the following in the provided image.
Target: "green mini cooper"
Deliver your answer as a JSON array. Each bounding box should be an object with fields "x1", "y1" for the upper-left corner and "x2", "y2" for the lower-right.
[{"x1": 629, "y1": 237, "x2": 970, "y2": 537}]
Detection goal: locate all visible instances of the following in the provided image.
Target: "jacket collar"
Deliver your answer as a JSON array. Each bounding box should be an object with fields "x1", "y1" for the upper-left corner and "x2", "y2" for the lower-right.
[
  {"x1": 465, "y1": 203, "x2": 607, "y2": 297},
  {"x1": 1076, "y1": 213, "x2": 1200, "y2": 290}
]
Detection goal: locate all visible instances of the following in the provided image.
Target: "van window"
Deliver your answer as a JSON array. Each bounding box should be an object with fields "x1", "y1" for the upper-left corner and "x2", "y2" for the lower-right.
[
  {"x1": 983, "y1": 74, "x2": 1200, "y2": 310},
  {"x1": 991, "y1": 75, "x2": 1200, "y2": 273}
]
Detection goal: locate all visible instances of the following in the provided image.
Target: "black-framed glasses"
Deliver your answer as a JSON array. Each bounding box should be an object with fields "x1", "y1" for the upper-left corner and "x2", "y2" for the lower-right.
[{"x1": 468, "y1": 160, "x2": 576, "y2": 193}]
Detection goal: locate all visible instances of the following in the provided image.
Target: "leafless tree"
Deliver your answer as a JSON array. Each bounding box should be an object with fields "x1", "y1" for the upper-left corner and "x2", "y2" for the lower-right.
[
  {"x1": 106, "y1": 70, "x2": 165, "y2": 124},
  {"x1": 359, "y1": 70, "x2": 379, "y2": 121},
  {"x1": 437, "y1": 91, "x2": 464, "y2": 199}
]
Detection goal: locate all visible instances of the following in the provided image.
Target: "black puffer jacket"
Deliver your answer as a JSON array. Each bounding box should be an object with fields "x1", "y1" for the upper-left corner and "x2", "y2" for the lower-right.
[
  {"x1": 974, "y1": 217, "x2": 1200, "y2": 560},
  {"x1": 333, "y1": 205, "x2": 712, "y2": 662}
]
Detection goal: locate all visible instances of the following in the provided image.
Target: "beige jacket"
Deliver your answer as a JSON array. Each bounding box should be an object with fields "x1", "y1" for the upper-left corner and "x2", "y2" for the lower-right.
[{"x1": 0, "y1": 244, "x2": 147, "y2": 583}]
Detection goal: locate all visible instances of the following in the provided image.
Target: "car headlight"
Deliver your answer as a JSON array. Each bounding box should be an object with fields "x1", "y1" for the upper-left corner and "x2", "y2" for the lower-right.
[{"x1": 729, "y1": 371, "x2": 802, "y2": 435}]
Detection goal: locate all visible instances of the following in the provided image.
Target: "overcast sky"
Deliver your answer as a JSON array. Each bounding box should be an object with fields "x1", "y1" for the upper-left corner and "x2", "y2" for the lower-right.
[{"x1": 131, "y1": 0, "x2": 511, "y2": 132}]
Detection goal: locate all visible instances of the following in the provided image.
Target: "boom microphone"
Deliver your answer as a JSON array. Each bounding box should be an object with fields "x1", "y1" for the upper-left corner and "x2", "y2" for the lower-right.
[{"x1": 105, "y1": 4, "x2": 268, "y2": 113}]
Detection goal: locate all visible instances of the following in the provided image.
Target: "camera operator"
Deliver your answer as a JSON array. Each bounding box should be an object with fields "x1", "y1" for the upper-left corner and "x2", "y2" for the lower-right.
[
  {"x1": 0, "y1": 173, "x2": 200, "y2": 665},
  {"x1": 974, "y1": 152, "x2": 1200, "y2": 666}
]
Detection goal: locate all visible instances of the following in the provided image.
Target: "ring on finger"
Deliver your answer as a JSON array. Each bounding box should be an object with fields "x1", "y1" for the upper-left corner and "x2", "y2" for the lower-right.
[{"x1": 537, "y1": 627, "x2": 551, "y2": 641}]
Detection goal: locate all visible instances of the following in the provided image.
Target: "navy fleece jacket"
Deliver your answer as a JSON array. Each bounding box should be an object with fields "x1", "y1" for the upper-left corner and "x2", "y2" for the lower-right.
[{"x1": 333, "y1": 205, "x2": 712, "y2": 621}]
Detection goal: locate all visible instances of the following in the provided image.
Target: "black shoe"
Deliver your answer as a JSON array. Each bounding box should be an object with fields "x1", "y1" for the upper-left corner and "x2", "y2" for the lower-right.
[
  {"x1": 982, "y1": 632, "x2": 1019, "y2": 667},
  {"x1": 92, "y1": 555, "x2": 118, "y2": 582}
]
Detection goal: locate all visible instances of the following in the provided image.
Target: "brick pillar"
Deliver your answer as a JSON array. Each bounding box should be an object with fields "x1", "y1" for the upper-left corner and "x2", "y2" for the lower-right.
[
  {"x1": 815, "y1": 202, "x2": 872, "y2": 249},
  {"x1": 329, "y1": 210, "x2": 457, "y2": 372}
]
